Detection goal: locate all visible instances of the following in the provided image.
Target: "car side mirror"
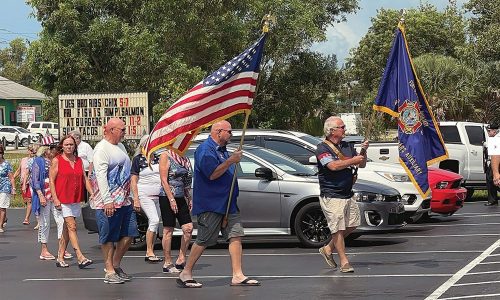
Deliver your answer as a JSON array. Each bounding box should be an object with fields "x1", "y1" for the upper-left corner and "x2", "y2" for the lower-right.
[
  {"x1": 255, "y1": 167, "x2": 275, "y2": 180},
  {"x1": 308, "y1": 155, "x2": 317, "y2": 164}
]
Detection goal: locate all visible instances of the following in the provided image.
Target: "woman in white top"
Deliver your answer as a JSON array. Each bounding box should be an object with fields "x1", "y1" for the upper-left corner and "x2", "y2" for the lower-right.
[{"x1": 130, "y1": 135, "x2": 163, "y2": 263}]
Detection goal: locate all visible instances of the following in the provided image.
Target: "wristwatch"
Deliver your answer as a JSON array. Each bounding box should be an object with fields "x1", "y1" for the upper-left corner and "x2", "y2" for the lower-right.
[{"x1": 169, "y1": 198, "x2": 176, "y2": 203}]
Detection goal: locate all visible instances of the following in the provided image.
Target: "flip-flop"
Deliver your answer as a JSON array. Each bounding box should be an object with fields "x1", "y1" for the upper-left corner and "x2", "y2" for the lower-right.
[
  {"x1": 78, "y1": 258, "x2": 93, "y2": 269},
  {"x1": 56, "y1": 260, "x2": 69, "y2": 268},
  {"x1": 230, "y1": 277, "x2": 261, "y2": 286},
  {"x1": 144, "y1": 255, "x2": 163, "y2": 263},
  {"x1": 40, "y1": 254, "x2": 56, "y2": 260},
  {"x1": 176, "y1": 278, "x2": 202, "y2": 288}
]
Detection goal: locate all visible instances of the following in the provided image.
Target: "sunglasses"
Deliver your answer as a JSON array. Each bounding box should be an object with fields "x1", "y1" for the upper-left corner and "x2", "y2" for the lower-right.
[
  {"x1": 219, "y1": 129, "x2": 232, "y2": 134},
  {"x1": 333, "y1": 125, "x2": 346, "y2": 130},
  {"x1": 113, "y1": 128, "x2": 126, "y2": 133}
]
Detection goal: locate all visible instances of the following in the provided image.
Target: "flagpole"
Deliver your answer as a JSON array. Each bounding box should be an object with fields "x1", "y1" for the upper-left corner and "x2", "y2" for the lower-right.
[
  {"x1": 364, "y1": 9, "x2": 406, "y2": 144},
  {"x1": 221, "y1": 13, "x2": 275, "y2": 229}
]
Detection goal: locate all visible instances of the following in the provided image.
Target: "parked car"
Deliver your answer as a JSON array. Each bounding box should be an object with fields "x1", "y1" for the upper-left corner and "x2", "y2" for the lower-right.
[
  {"x1": 358, "y1": 121, "x2": 488, "y2": 198},
  {"x1": 0, "y1": 126, "x2": 38, "y2": 146},
  {"x1": 428, "y1": 167, "x2": 467, "y2": 216},
  {"x1": 82, "y1": 143, "x2": 405, "y2": 249},
  {"x1": 195, "y1": 129, "x2": 429, "y2": 222},
  {"x1": 27, "y1": 121, "x2": 59, "y2": 139}
]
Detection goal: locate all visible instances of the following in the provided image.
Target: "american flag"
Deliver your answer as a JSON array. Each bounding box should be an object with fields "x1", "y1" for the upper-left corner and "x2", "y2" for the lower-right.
[
  {"x1": 42, "y1": 133, "x2": 55, "y2": 145},
  {"x1": 144, "y1": 34, "x2": 267, "y2": 157}
]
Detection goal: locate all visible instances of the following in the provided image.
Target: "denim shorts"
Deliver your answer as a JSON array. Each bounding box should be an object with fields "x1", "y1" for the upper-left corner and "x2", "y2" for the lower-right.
[
  {"x1": 96, "y1": 204, "x2": 139, "y2": 244},
  {"x1": 195, "y1": 212, "x2": 244, "y2": 247}
]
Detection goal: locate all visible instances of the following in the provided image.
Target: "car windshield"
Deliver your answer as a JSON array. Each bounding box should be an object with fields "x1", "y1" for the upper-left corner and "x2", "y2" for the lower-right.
[
  {"x1": 298, "y1": 134, "x2": 322, "y2": 147},
  {"x1": 245, "y1": 147, "x2": 316, "y2": 176},
  {"x1": 16, "y1": 127, "x2": 30, "y2": 133}
]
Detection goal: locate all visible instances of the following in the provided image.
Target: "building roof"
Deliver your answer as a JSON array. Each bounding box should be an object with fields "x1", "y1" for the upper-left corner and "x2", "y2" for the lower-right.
[{"x1": 0, "y1": 76, "x2": 48, "y2": 100}]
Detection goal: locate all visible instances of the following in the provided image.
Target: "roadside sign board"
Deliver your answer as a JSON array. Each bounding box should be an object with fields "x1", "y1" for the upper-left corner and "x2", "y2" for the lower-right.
[
  {"x1": 59, "y1": 92, "x2": 150, "y2": 141},
  {"x1": 16, "y1": 106, "x2": 36, "y2": 123}
]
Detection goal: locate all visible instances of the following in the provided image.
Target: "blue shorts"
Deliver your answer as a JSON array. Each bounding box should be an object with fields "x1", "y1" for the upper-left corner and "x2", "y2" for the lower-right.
[{"x1": 96, "y1": 205, "x2": 139, "y2": 244}]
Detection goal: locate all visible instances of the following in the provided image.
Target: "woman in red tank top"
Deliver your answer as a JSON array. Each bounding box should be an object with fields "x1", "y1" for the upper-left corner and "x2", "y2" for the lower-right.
[{"x1": 49, "y1": 135, "x2": 94, "y2": 268}]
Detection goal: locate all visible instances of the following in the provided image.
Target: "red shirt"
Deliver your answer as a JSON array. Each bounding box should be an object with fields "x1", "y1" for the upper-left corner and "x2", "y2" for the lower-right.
[{"x1": 54, "y1": 155, "x2": 84, "y2": 204}]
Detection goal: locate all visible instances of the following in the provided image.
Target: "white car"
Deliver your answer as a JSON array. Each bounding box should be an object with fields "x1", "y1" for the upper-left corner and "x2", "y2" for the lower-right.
[
  {"x1": 27, "y1": 121, "x2": 59, "y2": 138},
  {"x1": 0, "y1": 126, "x2": 38, "y2": 147},
  {"x1": 196, "y1": 129, "x2": 430, "y2": 222}
]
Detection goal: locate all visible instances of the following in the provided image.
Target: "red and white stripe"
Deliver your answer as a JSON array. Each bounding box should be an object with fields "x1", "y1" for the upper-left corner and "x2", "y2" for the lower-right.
[{"x1": 145, "y1": 71, "x2": 258, "y2": 156}]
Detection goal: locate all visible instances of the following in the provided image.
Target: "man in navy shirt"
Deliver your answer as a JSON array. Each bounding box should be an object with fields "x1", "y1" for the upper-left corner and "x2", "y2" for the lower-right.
[
  {"x1": 316, "y1": 116, "x2": 368, "y2": 273},
  {"x1": 178, "y1": 120, "x2": 260, "y2": 288}
]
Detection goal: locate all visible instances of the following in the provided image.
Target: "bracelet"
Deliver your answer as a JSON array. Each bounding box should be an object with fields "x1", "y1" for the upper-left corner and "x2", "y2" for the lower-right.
[{"x1": 169, "y1": 199, "x2": 176, "y2": 203}]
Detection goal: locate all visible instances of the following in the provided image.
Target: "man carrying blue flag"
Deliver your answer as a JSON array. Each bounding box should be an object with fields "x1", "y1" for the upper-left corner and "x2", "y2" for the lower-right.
[{"x1": 373, "y1": 22, "x2": 448, "y2": 197}]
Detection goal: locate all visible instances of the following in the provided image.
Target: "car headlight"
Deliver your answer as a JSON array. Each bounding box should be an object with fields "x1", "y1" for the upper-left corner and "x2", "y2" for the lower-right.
[
  {"x1": 375, "y1": 171, "x2": 410, "y2": 182},
  {"x1": 353, "y1": 192, "x2": 385, "y2": 202},
  {"x1": 435, "y1": 181, "x2": 449, "y2": 189}
]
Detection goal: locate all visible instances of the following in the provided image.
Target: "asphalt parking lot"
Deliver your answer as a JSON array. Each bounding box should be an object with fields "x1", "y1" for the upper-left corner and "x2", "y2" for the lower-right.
[{"x1": 2, "y1": 201, "x2": 500, "y2": 300}]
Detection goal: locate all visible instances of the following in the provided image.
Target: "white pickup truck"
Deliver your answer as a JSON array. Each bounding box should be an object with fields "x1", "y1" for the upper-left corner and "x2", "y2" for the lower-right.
[{"x1": 361, "y1": 121, "x2": 488, "y2": 198}]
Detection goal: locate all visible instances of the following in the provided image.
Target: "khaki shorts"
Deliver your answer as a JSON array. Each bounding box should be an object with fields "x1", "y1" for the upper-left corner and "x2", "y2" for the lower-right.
[{"x1": 319, "y1": 196, "x2": 360, "y2": 234}]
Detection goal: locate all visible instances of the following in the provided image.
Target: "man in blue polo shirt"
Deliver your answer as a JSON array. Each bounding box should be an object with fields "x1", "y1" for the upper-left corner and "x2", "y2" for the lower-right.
[{"x1": 177, "y1": 120, "x2": 260, "y2": 288}]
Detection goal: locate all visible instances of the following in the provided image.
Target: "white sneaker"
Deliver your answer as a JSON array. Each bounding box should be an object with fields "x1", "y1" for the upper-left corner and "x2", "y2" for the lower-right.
[{"x1": 0, "y1": 228, "x2": 4, "y2": 233}]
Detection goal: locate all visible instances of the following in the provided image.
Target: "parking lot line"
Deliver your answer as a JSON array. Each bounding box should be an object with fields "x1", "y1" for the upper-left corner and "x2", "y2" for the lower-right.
[
  {"x1": 122, "y1": 250, "x2": 482, "y2": 258},
  {"x1": 453, "y1": 280, "x2": 500, "y2": 287},
  {"x1": 439, "y1": 293, "x2": 500, "y2": 300},
  {"x1": 407, "y1": 222, "x2": 500, "y2": 228},
  {"x1": 425, "y1": 238, "x2": 500, "y2": 300},
  {"x1": 364, "y1": 233, "x2": 500, "y2": 239},
  {"x1": 23, "y1": 273, "x2": 454, "y2": 282}
]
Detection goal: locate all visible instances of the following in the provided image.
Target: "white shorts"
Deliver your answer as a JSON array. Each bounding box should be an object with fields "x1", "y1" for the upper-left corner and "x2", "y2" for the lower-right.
[
  {"x1": 0, "y1": 193, "x2": 11, "y2": 208},
  {"x1": 61, "y1": 203, "x2": 81, "y2": 218}
]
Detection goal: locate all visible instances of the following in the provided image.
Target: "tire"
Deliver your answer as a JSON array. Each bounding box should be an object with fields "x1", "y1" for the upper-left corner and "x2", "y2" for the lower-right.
[
  {"x1": 294, "y1": 202, "x2": 331, "y2": 248},
  {"x1": 129, "y1": 210, "x2": 149, "y2": 250},
  {"x1": 20, "y1": 138, "x2": 28, "y2": 147},
  {"x1": 464, "y1": 188, "x2": 474, "y2": 201}
]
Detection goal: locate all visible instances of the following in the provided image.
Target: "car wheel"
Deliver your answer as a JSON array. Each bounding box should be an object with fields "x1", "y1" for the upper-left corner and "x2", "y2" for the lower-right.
[
  {"x1": 294, "y1": 202, "x2": 331, "y2": 248},
  {"x1": 20, "y1": 138, "x2": 28, "y2": 147},
  {"x1": 129, "y1": 210, "x2": 149, "y2": 250},
  {"x1": 464, "y1": 188, "x2": 474, "y2": 201}
]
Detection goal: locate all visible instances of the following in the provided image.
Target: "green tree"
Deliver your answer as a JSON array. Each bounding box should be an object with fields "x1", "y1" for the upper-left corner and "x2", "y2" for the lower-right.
[
  {"x1": 27, "y1": 0, "x2": 359, "y2": 124},
  {"x1": 463, "y1": 0, "x2": 500, "y2": 124},
  {"x1": 412, "y1": 54, "x2": 476, "y2": 121},
  {"x1": 348, "y1": 4, "x2": 466, "y2": 92},
  {"x1": 253, "y1": 51, "x2": 341, "y2": 133},
  {"x1": 0, "y1": 38, "x2": 33, "y2": 86}
]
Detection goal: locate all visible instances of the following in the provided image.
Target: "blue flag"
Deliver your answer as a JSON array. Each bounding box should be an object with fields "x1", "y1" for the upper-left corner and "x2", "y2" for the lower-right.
[{"x1": 373, "y1": 24, "x2": 448, "y2": 198}]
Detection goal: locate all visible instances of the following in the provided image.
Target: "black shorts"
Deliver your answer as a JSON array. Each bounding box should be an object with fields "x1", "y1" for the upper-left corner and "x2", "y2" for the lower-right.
[{"x1": 159, "y1": 196, "x2": 192, "y2": 227}]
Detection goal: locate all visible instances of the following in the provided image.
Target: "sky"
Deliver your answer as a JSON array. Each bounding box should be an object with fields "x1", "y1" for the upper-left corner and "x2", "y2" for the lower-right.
[{"x1": 1, "y1": 0, "x2": 467, "y2": 66}]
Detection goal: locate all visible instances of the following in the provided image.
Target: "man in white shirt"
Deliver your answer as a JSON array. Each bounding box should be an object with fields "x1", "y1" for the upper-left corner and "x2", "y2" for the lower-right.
[
  {"x1": 485, "y1": 124, "x2": 500, "y2": 205},
  {"x1": 69, "y1": 130, "x2": 93, "y2": 173},
  {"x1": 90, "y1": 118, "x2": 139, "y2": 284}
]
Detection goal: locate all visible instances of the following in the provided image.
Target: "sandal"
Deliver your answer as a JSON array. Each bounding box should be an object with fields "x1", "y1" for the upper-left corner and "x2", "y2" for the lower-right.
[
  {"x1": 163, "y1": 264, "x2": 180, "y2": 274},
  {"x1": 78, "y1": 258, "x2": 93, "y2": 269},
  {"x1": 22, "y1": 220, "x2": 30, "y2": 225},
  {"x1": 56, "y1": 260, "x2": 69, "y2": 268},
  {"x1": 145, "y1": 255, "x2": 163, "y2": 263},
  {"x1": 64, "y1": 251, "x2": 73, "y2": 259}
]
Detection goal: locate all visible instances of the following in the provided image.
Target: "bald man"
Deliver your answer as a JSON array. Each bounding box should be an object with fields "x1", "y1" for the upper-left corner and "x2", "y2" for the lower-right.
[
  {"x1": 90, "y1": 118, "x2": 139, "y2": 284},
  {"x1": 177, "y1": 120, "x2": 260, "y2": 288}
]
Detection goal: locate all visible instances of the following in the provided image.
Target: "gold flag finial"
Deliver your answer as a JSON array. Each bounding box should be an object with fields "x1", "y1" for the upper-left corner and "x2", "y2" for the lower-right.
[
  {"x1": 261, "y1": 13, "x2": 276, "y2": 33},
  {"x1": 398, "y1": 9, "x2": 406, "y2": 26}
]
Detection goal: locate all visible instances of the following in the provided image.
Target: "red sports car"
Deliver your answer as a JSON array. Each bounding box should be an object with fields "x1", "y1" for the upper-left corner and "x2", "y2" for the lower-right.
[{"x1": 428, "y1": 167, "x2": 467, "y2": 216}]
